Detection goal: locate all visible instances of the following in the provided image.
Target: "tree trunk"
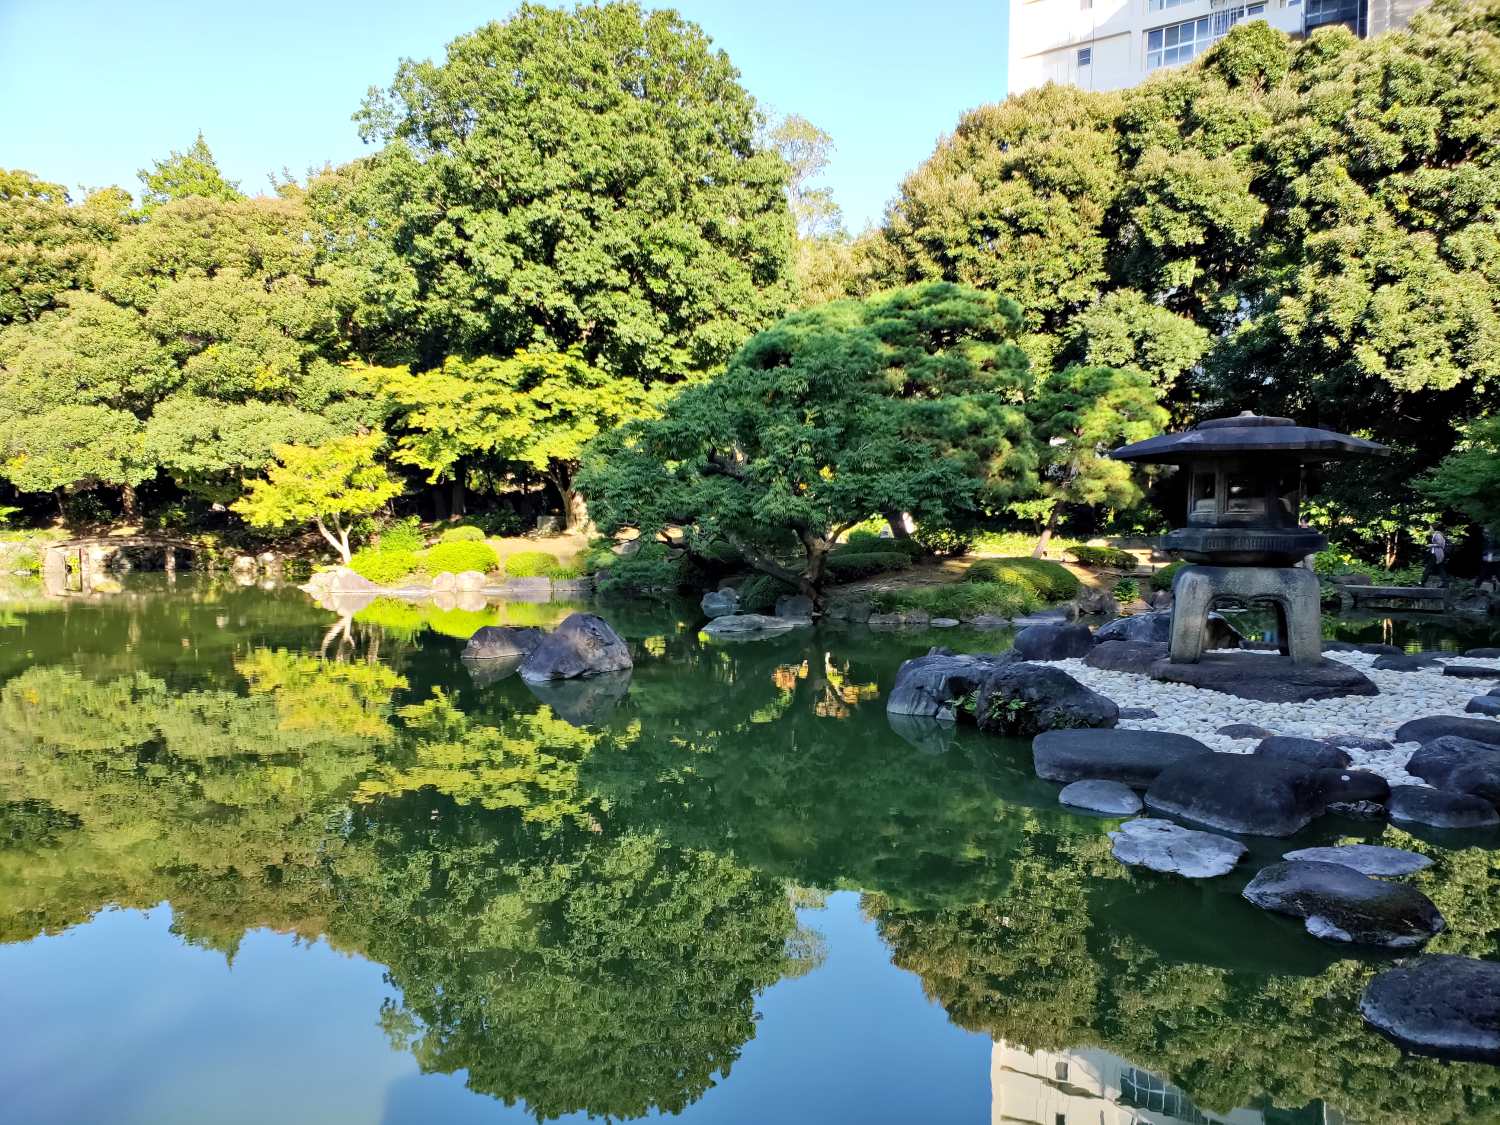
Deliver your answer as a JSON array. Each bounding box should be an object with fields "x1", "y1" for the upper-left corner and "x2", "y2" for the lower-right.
[
  {"x1": 548, "y1": 461, "x2": 590, "y2": 532},
  {"x1": 1032, "y1": 505, "x2": 1061, "y2": 558},
  {"x1": 431, "y1": 484, "x2": 448, "y2": 522},
  {"x1": 314, "y1": 517, "x2": 353, "y2": 564},
  {"x1": 121, "y1": 483, "x2": 138, "y2": 521},
  {"x1": 449, "y1": 464, "x2": 466, "y2": 519},
  {"x1": 884, "y1": 510, "x2": 911, "y2": 540}
]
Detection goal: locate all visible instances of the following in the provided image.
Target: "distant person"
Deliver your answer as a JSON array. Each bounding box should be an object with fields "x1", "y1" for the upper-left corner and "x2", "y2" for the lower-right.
[{"x1": 1422, "y1": 528, "x2": 1448, "y2": 585}]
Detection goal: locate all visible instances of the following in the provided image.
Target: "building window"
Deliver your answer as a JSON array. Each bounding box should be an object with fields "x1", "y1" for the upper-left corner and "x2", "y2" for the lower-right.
[
  {"x1": 1077, "y1": 46, "x2": 1092, "y2": 65},
  {"x1": 1304, "y1": 0, "x2": 1365, "y2": 33},
  {"x1": 1147, "y1": 0, "x2": 1188, "y2": 10},
  {"x1": 1055, "y1": 1060, "x2": 1070, "y2": 1080},
  {"x1": 1146, "y1": 5, "x2": 1266, "y2": 70}
]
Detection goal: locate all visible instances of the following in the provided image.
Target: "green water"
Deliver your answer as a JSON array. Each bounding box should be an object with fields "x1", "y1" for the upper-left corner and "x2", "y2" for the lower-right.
[{"x1": 2, "y1": 578, "x2": 1499, "y2": 1124}]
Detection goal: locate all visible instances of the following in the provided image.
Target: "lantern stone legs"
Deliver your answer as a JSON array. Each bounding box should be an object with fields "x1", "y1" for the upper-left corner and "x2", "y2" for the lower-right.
[{"x1": 1170, "y1": 565, "x2": 1322, "y2": 666}]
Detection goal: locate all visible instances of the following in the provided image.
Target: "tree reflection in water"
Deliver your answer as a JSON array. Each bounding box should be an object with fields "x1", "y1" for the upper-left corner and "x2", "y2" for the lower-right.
[{"x1": 1, "y1": 584, "x2": 1499, "y2": 1122}]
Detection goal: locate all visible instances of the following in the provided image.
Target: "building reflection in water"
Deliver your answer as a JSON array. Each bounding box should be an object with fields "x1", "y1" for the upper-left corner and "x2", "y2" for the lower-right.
[{"x1": 990, "y1": 1041, "x2": 1349, "y2": 1125}]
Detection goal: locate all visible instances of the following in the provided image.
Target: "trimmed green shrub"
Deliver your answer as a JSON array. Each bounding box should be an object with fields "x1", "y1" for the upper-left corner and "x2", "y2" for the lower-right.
[
  {"x1": 965, "y1": 557, "x2": 1080, "y2": 601},
  {"x1": 1113, "y1": 577, "x2": 1140, "y2": 603},
  {"x1": 595, "y1": 542, "x2": 681, "y2": 593},
  {"x1": 378, "y1": 517, "x2": 425, "y2": 554},
  {"x1": 845, "y1": 529, "x2": 883, "y2": 549},
  {"x1": 439, "y1": 525, "x2": 487, "y2": 543},
  {"x1": 504, "y1": 550, "x2": 561, "y2": 577},
  {"x1": 825, "y1": 551, "x2": 910, "y2": 580},
  {"x1": 913, "y1": 525, "x2": 973, "y2": 558},
  {"x1": 424, "y1": 540, "x2": 499, "y2": 575},
  {"x1": 1150, "y1": 561, "x2": 1186, "y2": 591},
  {"x1": 349, "y1": 548, "x2": 423, "y2": 585},
  {"x1": 549, "y1": 562, "x2": 585, "y2": 580},
  {"x1": 738, "y1": 573, "x2": 796, "y2": 613},
  {"x1": 872, "y1": 580, "x2": 1040, "y2": 619},
  {"x1": 1069, "y1": 545, "x2": 1138, "y2": 570}
]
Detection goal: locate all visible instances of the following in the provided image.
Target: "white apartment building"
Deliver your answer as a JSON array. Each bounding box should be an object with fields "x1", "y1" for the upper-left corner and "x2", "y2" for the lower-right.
[{"x1": 1006, "y1": 0, "x2": 1429, "y2": 95}]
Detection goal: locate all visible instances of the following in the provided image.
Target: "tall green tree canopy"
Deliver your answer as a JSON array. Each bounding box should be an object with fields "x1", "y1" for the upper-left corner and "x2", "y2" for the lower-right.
[
  {"x1": 324, "y1": 0, "x2": 794, "y2": 378},
  {"x1": 578, "y1": 282, "x2": 1039, "y2": 595},
  {"x1": 137, "y1": 133, "x2": 243, "y2": 215}
]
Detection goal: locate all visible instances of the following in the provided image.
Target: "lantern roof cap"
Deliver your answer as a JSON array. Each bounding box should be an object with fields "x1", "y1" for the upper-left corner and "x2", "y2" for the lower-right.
[{"x1": 1110, "y1": 411, "x2": 1388, "y2": 464}]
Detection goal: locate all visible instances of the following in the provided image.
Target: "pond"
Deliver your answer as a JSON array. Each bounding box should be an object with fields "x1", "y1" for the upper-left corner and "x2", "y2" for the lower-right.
[{"x1": 2, "y1": 577, "x2": 1499, "y2": 1124}]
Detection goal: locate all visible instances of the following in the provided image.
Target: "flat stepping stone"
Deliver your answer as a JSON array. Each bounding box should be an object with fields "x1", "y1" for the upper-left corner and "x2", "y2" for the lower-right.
[
  {"x1": 1145, "y1": 752, "x2": 1325, "y2": 837},
  {"x1": 1372, "y1": 653, "x2": 1442, "y2": 671},
  {"x1": 929, "y1": 617, "x2": 960, "y2": 628},
  {"x1": 1243, "y1": 861, "x2": 1445, "y2": 948},
  {"x1": 1218, "y1": 723, "x2": 1275, "y2": 740},
  {"x1": 1117, "y1": 706, "x2": 1157, "y2": 720},
  {"x1": 1388, "y1": 785, "x2": 1500, "y2": 829},
  {"x1": 1467, "y1": 696, "x2": 1500, "y2": 717},
  {"x1": 1444, "y1": 664, "x2": 1500, "y2": 680},
  {"x1": 1394, "y1": 715, "x2": 1500, "y2": 748},
  {"x1": 1108, "y1": 817, "x2": 1246, "y2": 878},
  {"x1": 702, "y1": 613, "x2": 801, "y2": 640},
  {"x1": 1361, "y1": 954, "x2": 1500, "y2": 1062},
  {"x1": 1464, "y1": 647, "x2": 1500, "y2": 659},
  {"x1": 1148, "y1": 652, "x2": 1377, "y2": 703},
  {"x1": 1282, "y1": 843, "x2": 1432, "y2": 876},
  {"x1": 1033, "y1": 728, "x2": 1211, "y2": 787},
  {"x1": 1255, "y1": 735, "x2": 1351, "y2": 770},
  {"x1": 1059, "y1": 779, "x2": 1142, "y2": 816},
  {"x1": 1325, "y1": 734, "x2": 1393, "y2": 753}
]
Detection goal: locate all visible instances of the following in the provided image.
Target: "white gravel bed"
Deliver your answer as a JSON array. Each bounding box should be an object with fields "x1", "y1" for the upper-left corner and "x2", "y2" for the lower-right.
[{"x1": 1044, "y1": 650, "x2": 1500, "y2": 788}]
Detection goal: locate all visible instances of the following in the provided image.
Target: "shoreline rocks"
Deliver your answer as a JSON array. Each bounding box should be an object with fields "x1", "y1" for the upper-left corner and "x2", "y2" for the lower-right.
[
  {"x1": 462, "y1": 625, "x2": 545, "y2": 661},
  {"x1": 1282, "y1": 843, "x2": 1432, "y2": 876},
  {"x1": 1243, "y1": 860, "x2": 1445, "y2": 947},
  {"x1": 974, "y1": 663, "x2": 1119, "y2": 736},
  {"x1": 1148, "y1": 652, "x2": 1379, "y2": 703},
  {"x1": 1034, "y1": 728, "x2": 1211, "y2": 787},
  {"x1": 1059, "y1": 779, "x2": 1142, "y2": 816},
  {"x1": 1388, "y1": 785, "x2": 1500, "y2": 829},
  {"x1": 1145, "y1": 753, "x2": 1324, "y2": 836},
  {"x1": 519, "y1": 613, "x2": 632, "y2": 682},
  {"x1": 1361, "y1": 955, "x2": 1500, "y2": 1062},
  {"x1": 1108, "y1": 817, "x2": 1246, "y2": 878}
]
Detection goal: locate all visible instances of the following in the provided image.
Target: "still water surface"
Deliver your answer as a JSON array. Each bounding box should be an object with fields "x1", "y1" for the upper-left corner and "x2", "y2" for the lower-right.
[{"x1": 2, "y1": 578, "x2": 1498, "y2": 1124}]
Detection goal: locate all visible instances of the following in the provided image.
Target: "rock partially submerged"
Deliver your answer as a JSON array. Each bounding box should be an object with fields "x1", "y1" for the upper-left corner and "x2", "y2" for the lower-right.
[
  {"x1": 1058, "y1": 779, "x2": 1143, "y2": 816},
  {"x1": 1243, "y1": 861, "x2": 1445, "y2": 947},
  {"x1": 702, "y1": 613, "x2": 802, "y2": 641},
  {"x1": 463, "y1": 625, "x2": 545, "y2": 661},
  {"x1": 1034, "y1": 728, "x2": 1211, "y2": 787},
  {"x1": 1314, "y1": 768, "x2": 1390, "y2": 808},
  {"x1": 700, "y1": 589, "x2": 739, "y2": 618},
  {"x1": 1145, "y1": 753, "x2": 1325, "y2": 836},
  {"x1": 1148, "y1": 652, "x2": 1378, "y2": 703},
  {"x1": 974, "y1": 663, "x2": 1118, "y2": 736},
  {"x1": 1108, "y1": 817, "x2": 1246, "y2": 878},
  {"x1": 525, "y1": 670, "x2": 631, "y2": 726},
  {"x1": 1282, "y1": 843, "x2": 1432, "y2": 877},
  {"x1": 1394, "y1": 715, "x2": 1500, "y2": 747},
  {"x1": 1445, "y1": 664, "x2": 1500, "y2": 680},
  {"x1": 520, "y1": 613, "x2": 633, "y2": 682},
  {"x1": 1361, "y1": 955, "x2": 1500, "y2": 1062},
  {"x1": 1388, "y1": 785, "x2": 1500, "y2": 829},
  {"x1": 886, "y1": 650, "x2": 1014, "y2": 720},
  {"x1": 1405, "y1": 736, "x2": 1500, "y2": 805}
]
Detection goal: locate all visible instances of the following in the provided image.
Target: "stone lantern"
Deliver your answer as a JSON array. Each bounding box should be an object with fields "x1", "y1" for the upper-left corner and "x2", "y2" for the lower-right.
[{"x1": 1112, "y1": 412, "x2": 1387, "y2": 666}]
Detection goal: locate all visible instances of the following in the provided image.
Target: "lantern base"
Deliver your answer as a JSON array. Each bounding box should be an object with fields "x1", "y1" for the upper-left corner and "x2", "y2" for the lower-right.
[{"x1": 1169, "y1": 565, "x2": 1323, "y2": 667}]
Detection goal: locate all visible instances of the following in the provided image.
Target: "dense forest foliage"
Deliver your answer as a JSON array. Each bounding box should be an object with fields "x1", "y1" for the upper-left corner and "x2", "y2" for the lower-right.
[{"x1": 2, "y1": 0, "x2": 1497, "y2": 574}]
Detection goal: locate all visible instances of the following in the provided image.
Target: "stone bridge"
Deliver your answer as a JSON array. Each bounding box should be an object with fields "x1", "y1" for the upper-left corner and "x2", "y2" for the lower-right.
[{"x1": 42, "y1": 535, "x2": 199, "y2": 595}]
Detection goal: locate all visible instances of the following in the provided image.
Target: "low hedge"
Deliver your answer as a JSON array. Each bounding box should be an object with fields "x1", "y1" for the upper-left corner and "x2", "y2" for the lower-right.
[
  {"x1": 349, "y1": 548, "x2": 423, "y2": 586},
  {"x1": 425, "y1": 540, "x2": 500, "y2": 575},
  {"x1": 825, "y1": 550, "x2": 910, "y2": 580},
  {"x1": 872, "y1": 580, "x2": 1040, "y2": 619},
  {"x1": 1150, "y1": 560, "x2": 1186, "y2": 591},
  {"x1": 738, "y1": 573, "x2": 796, "y2": 613},
  {"x1": 504, "y1": 550, "x2": 561, "y2": 578},
  {"x1": 1069, "y1": 545, "x2": 1138, "y2": 570},
  {"x1": 439, "y1": 525, "x2": 487, "y2": 543},
  {"x1": 965, "y1": 557, "x2": 1079, "y2": 601}
]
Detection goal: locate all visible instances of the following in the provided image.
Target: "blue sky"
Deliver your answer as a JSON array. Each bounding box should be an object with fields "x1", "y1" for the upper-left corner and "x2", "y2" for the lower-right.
[{"x1": 0, "y1": 0, "x2": 1007, "y2": 232}]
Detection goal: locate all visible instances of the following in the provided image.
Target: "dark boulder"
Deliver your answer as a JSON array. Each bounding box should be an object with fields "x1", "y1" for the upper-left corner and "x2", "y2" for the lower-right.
[
  {"x1": 1117, "y1": 706, "x2": 1158, "y2": 720},
  {"x1": 974, "y1": 663, "x2": 1118, "y2": 737},
  {"x1": 1372, "y1": 653, "x2": 1442, "y2": 672},
  {"x1": 1094, "y1": 610, "x2": 1241, "y2": 650},
  {"x1": 701, "y1": 613, "x2": 800, "y2": 641},
  {"x1": 1388, "y1": 785, "x2": 1500, "y2": 829},
  {"x1": 1361, "y1": 955, "x2": 1500, "y2": 1062},
  {"x1": 1444, "y1": 663, "x2": 1500, "y2": 680},
  {"x1": 1464, "y1": 647, "x2": 1500, "y2": 659},
  {"x1": 462, "y1": 625, "x2": 545, "y2": 661},
  {"x1": 1314, "y1": 768, "x2": 1390, "y2": 807},
  {"x1": 1013, "y1": 622, "x2": 1093, "y2": 661},
  {"x1": 1405, "y1": 737, "x2": 1500, "y2": 805},
  {"x1": 1282, "y1": 843, "x2": 1432, "y2": 877},
  {"x1": 519, "y1": 614, "x2": 633, "y2": 682},
  {"x1": 1148, "y1": 653, "x2": 1378, "y2": 703},
  {"x1": 1242, "y1": 861, "x2": 1445, "y2": 948},
  {"x1": 1059, "y1": 779, "x2": 1143, "y2": 816},
  {"x1": 1394, "y1": 715, "x2": 1500, "y2": 748},
  {"x1": 1145, "y1": 753, "x2": 1325, "y2": 836},
  {"x1": 1325, "y1": 734, "x2": 1394, "y2": 754},
  {"x1": 1108, "y1": 817, "x2": 1246, "y2": 878},
  {"x1": 1034, "y1": 728, "x2": 1211, "y2": 787},
  {"x1": 1084, "y1": 640, "x2": 1168, "y2": 674},
  {"x1": 1469, "y1": 696, "x2": 1500, "y2": 717},
  {"x1": 700, "y1": 589, "x2": 739, "y2": 618},
  {"x1": 1255, "y1": 735, "x2": 1352, "y2": 770},
  {"x1": 1217, "y1": 723, "x2": 1276, "y2": 740},
  {"x1": 774, "y1": 593, "x2": 814, "y2": 620},
  {"x1": 886, "y1": 650, "x2": 1015, "y2": 720}
]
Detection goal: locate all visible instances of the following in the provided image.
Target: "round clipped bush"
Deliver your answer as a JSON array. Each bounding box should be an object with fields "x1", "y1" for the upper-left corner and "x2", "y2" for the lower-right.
[
  {"x1": 1069, "y1": 544, "x2": 1138, "y2": 570},
  {"x1": 349, "y1": 548, "x2": 423, "y2": 586},
  {"x1": 845, "y1": 529, "x2": 883, "y2": 549},
  {"x1": 424, "y1": 540, "x2": 499, "y2": 576},
  {"x1": 738, "y1": 574, "x2": 795, "y2": 613},
  {"x1": 439, "y1": 525, "x2": 487, "y2": 543},
  {"x1": 965, "y1": 557, "x2": 1080, "y2": 601},
  {"x1": 377, "y1": 517, "x2": 425, "y2": 553},
  {"x1": 826, "y1": 551, "x2": 910, "y2": 580},
  {"x1": 1150, "y1": 560, "x2": 1186, "y2": 591},
  {"x1": 504, "y1": 550, "x2": 561, "y2": 578}
]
